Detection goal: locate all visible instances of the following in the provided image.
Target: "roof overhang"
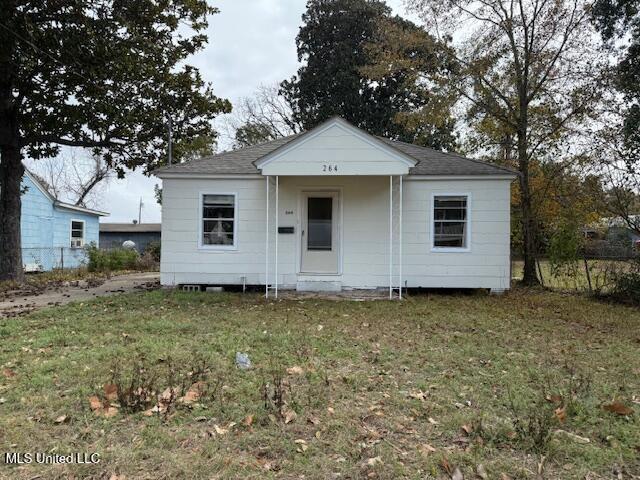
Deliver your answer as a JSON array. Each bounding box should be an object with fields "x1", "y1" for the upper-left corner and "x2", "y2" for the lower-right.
[
  {"x1": 55, "y1": 201, "x2": 109, "y2": 216},
  {"x1": 255, "y1": 117, "x2": 417, "y2": 176}
]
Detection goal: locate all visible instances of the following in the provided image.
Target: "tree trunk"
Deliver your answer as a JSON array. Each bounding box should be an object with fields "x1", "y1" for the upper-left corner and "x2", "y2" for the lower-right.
[
  {"x1": 517, "y1": 129, "x2": 539, "y2": 286},
  {"x1": 0, "y1": 145, "x2": 24, "y2": 282}
]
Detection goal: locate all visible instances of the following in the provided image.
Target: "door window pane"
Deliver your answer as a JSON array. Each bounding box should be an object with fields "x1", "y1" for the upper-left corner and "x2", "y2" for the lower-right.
[{"x1": 308, "y1": 197, "x2": 332, "y2": 251}]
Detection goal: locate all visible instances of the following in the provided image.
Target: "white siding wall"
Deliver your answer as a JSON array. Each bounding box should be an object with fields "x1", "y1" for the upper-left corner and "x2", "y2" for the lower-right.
[{"x1": 160, "y1": 176, "x2": 512, "y2": 290}]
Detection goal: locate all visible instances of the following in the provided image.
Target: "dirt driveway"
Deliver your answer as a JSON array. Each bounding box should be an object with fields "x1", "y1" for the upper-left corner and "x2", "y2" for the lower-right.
[{"x1": 0, "y1": 272, "x2": 160, "y2": 318}]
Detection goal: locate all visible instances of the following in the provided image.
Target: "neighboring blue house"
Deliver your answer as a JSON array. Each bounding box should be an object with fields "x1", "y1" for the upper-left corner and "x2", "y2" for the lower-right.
[{"x1": 21, "y1": 169, "x2": 108, "y2": 272}]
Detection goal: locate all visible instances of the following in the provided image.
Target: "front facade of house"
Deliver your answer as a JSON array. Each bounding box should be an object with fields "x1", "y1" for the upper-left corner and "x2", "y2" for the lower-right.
[
  {"x1": 156, "y1": 118, "x2": 516, "y2": 296},
  {"x1": 21, "y1": 170, "x2": 108, "y2": 272}
]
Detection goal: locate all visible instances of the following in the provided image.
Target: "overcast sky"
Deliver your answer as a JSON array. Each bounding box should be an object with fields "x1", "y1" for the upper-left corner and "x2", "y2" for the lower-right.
[{"x1": 30, "y1": 0, "x2": 411, "y2": 224}]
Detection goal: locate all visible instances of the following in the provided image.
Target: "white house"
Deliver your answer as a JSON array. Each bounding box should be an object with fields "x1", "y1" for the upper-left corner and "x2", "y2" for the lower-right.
[{"x1": 155, "y1": 117, "x2": 517, "y2": 297}]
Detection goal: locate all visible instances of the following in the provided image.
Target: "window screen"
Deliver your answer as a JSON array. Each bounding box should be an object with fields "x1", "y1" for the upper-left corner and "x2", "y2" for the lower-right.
[
  {"x1": 433, "y1": 196, "x2": 468, "y2": 248},
  {"x1": 202, "y1": 194, "x2": 235, "y2": 246}
]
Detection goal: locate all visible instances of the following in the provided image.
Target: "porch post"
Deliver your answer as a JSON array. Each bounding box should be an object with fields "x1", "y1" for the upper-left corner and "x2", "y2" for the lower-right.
[
  {"x1": 265, "y1": 176, "x2": 269, "y2": 298},
  {"x1": 399, "y1": 175, "x2": 403, "y2": 299},
  {"x1": 389, "y1": 175, "x2": 393, "y2": 299},
  {"x1": 275, "y1": 175, "x2": 279, "y2": 299}
]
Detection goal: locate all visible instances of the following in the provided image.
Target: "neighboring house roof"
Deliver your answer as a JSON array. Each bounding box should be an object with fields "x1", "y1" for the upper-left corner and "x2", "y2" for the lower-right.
[
  {"x1": 24, "y1": 169, "x2": 109, "y2": 216},
  {"x1": 155, "y1": 117, "x2": 517, "y2": 177},
  {"x1": 100, "y1": 223, "x2": 161, "y2": 233}
]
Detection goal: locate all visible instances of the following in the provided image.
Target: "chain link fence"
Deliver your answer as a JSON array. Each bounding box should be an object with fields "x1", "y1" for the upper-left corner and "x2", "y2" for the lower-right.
[
  {"x1": 22, "y1": 247, "x2": 89, "y2": 272},
  {"x1": 512, "y1": 240, "x2": 639, "y2": 293}
]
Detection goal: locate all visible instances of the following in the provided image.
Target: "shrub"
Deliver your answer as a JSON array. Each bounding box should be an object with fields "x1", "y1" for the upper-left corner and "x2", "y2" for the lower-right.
[
  {"x1": 86, "y1": 244, "x2": 139, "y2": 272},
  {"x1": 547, "y1": 218, "x2": 583, "y2": 279},
  {"x1": 611, "y1": 257, "x2": 640, "y2": 305},
  {"x1": 144, "y1": 241, "x2": 161, "y2": 262}
]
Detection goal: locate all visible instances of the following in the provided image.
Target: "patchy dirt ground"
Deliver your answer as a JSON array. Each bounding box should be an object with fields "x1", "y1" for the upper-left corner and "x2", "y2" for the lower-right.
[{"x1": 0, "y1": 272, "x2": 159, "y2": 317}]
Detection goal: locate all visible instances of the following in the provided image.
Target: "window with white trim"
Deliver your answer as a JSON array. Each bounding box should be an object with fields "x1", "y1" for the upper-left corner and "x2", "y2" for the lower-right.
[
  {"x1": 201, "y1": 194, "x2": 236, "y2": 247},
  {"x1": 433, "y1": 195, "x2": 468, "y2": 249},
  {"x1": 70, "y1": 220, "x2": 85, "y2": 248}
]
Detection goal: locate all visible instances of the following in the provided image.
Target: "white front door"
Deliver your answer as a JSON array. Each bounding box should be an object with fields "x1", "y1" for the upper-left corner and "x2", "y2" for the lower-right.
[{"x1": 300, "y1": 192, "x2": 340, "y2": 274}]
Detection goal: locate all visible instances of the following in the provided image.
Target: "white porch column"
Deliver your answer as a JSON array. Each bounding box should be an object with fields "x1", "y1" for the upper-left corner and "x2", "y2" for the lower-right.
[
  {"x1": 389, "y1": 175, "x2": 393, "y2": 299},
  {"x1": 265, "y1": 176, "x2": 269, "y2": 298},
  {"x1": 399, "y1": 175, "x2": 403, "y2": 299},
  {"x1": 275, "y1": 175, "x2": 279, "y2": 299}
]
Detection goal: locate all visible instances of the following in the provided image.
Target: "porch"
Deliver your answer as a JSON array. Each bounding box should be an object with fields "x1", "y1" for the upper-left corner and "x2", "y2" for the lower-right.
[{"x1": 264, "y1": 175, "x2": 405, "y2": 298}]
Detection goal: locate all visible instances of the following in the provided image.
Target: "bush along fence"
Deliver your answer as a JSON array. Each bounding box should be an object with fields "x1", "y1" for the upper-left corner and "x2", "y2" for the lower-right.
[
  {"x1": 21, "y1": 242, "x2": 160, "y2": 274},
  {"x1": 512, "y1": 239, "x2": 640, "y2": 305},
  {"x1": 86, "y1": 243, "x2": 159, "y2": 273}
]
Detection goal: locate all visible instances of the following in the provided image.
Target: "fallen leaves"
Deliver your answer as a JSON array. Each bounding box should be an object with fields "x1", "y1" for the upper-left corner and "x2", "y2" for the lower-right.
[
  {"x1": 2, "y1": 368, "x2": 16, "y2": 379},
  {"x1": 554, "y1": 406, "x2": 567, "y2": 423},
  {"x1": 408, "y1": 390, "x2": 429, "y2": 401},
  {"x1": 602, "y1": 401, "x2": 634, "y2": 416},
  {"x1": 286, "y1": 366, "x2": 304, "y2": 376},
  {"x1": 213, "y1": 422, "x2": 236, "y2": 435},
  {"x1": 294, "y1": 438, "x2": 308, "y2": 453},
  {"x1": 283, "y1": 409, "x2": 297, "y2": 424},
  {"x1": 180, "y1": 381, "x2": 206, "y2": 405},
  {"x1": 417, "y1": 444, "x2": 437, "y2": 456},
  {"x1": 441, "y1": 458, "x2": 464, "y2": 479},
  {"x1": 364, "y1": 456, "x2": 383, "y2": 468},
  {"x1": 88, "y1": 395, "x2": 118, "y2": 418},
  {"x1": 104, "y1": 383, "x2": 118, "y2": 401},
  {"x1": 54, "y1": 415, "x2": 69, "y2": 424}
]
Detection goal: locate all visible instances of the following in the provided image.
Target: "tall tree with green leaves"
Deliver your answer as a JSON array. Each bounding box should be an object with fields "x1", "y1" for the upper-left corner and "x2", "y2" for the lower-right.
[
  {"x1": 0, "y1": 1, "x2": 231, "y2": 282},
  {"x1": 594, "y1": 0, "x2": 640, "y2": 152},
  {"x1": 281, "y1": 0, "x2": 456, "y2": 148},
  {"x1": 591, "y1": 0, "x2": 640, "y2": 234},
  {"x1": 404, "y1": 0, "x2": 604, "y2": 285}
]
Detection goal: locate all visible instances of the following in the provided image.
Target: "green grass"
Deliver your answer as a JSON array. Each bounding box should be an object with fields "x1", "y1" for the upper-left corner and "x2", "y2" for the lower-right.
[{"x1": 1, "y1": 289, "x2": 639, "y2": 479}]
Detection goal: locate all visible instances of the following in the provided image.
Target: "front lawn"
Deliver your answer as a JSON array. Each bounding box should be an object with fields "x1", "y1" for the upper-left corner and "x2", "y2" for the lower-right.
[{"x1": 0, "y1": 289, "x2": 638, "y2": 479}]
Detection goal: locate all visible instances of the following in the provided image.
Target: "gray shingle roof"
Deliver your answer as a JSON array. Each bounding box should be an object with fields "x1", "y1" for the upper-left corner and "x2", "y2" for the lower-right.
[
  {"x1": 100, "y1": 223, "x2": 161, "y2": 233},
  {"x1": 155, "y1": 128, "x2": 516, "y2": 177}
]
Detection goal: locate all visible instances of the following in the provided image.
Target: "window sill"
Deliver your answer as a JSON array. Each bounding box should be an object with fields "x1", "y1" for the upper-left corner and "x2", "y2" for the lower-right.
[
  {"x1": 431, "y1": 247, "x2": 471, "y2": 253},
  {"x1": 197, "y1": 245, "x2": 238, "y2": 252}
]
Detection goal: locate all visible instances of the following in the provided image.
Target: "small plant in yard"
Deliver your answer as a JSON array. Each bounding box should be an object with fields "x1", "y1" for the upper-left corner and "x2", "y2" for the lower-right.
[
  {"x1": 488, "y1": 368, "x2": 595, "y2": 455},
  {"x1": 260, "y1": 360, "x2": 329, "y2": 423},
  {"x1": 90, "y1": 352, "x2": 223, "y2": 421}
]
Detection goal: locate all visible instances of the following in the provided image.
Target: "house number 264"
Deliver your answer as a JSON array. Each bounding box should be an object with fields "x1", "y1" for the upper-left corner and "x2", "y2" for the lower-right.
[{"x1": 322, "y1": 164, "x2": 338, "y2": 173}]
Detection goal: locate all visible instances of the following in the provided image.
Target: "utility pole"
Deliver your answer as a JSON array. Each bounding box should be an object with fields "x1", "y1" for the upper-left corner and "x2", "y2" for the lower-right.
[
  {"x1": 167, "y1": 115, "x2": 173, "y2": 166},
  {"x1": 138, "y1": 197, "x2": 143, "y2": 224}
]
